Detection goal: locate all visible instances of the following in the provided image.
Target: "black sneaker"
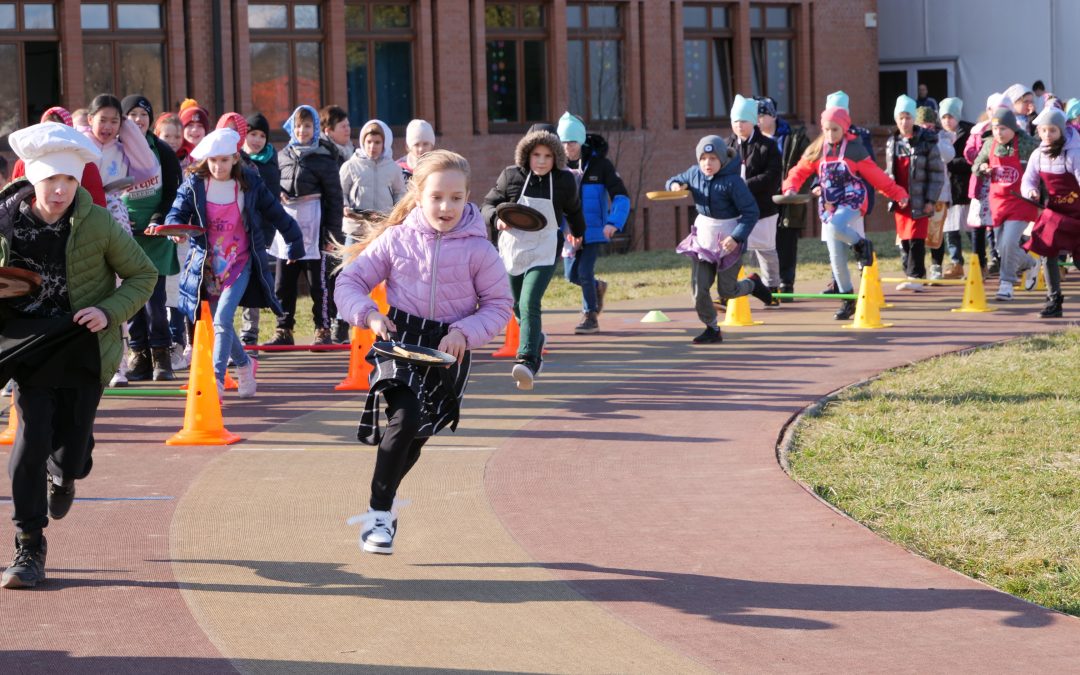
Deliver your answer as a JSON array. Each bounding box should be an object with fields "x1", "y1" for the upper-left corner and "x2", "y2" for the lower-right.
[
  {"x1": 987, "y1": 256, "x2": 1001, "y2": 276},
  {"x1": 574, "y1": 311, "x2": 599, "y2": 334},
  {"x1": 764, "y1": 287, "x2": 781, "y2": 309},
  {"x1": 692, "y1": 326, "x2": 722, "y2": 344},
  {"x1": 512, "y1": 360, "x2": 537, "y2": 390},
  {"x1": 746, "y1": 273, "x2": 774, "y2": 306},
  {"x1": 265, "y1": 328, "x2": 294, "y2": 346},
  {"x1": 332, "y1": 320, "x2": 351, "y2": 344},
  {"x1": 595, "y1": 279, "x2": 608, "y2": 313},
  {"x1": 1039, "y1": 293, "x2": 1064, "y2": 318},
  {"x1": 822, "y1": 279, "x2": 840, "y2": 295},
  {"x1": 834, "y1": 299, "x2": 857, "y2": 321},
  {"x1": 127, "y1": 348, "x2": 152, "y2": 382},
  {"x1": 853, "y1": 237, "x2": 875, "y2": 268},
  {"x1": 1, "y1": 533, "x2": 47, "y2": 589},
  {"x1": 47, "y1": 476, "x2": 75, "y2": 520},
  {"x1": 778, "y1": 284, "x2": 794, "y2": 303}
]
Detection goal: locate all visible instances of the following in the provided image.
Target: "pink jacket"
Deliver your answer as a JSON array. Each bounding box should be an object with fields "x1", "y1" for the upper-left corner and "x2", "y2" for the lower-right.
[
  {"x1": 335, "y1": 203, "x2": 513, "y2": 349},
  {"x1": 964, "y1": 121, "x2": 991, "y2": 199}
]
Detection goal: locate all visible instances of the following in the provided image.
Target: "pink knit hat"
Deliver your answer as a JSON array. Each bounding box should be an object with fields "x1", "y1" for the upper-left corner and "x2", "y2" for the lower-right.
[
  {"x1": 40, "y1": 106, "x2": 73, "y2": 127},
  {"x1": 820, "y1": 106, "x2": 851, "y2": 132}
]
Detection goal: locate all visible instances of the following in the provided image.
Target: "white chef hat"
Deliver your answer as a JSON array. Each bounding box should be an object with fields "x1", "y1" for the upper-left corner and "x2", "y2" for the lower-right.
[
  {"x1": 8, "y1": 122, "x2": 102, "y2": 185},
  {"x1": 190, "y1": 128, "x2": 242, "y2": 162}
]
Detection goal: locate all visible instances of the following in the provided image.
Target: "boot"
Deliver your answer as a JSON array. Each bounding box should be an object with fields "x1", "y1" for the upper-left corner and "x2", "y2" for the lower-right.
[
  {"x1": 574, "y1": 311, "x2": 599, "y2": 334},
  {"x1": 265, "y1": 328, "x2": 293, "y2": 346},
  {"x1": 1039, "y1": 292, "x2": 1064, "y2": 318},
  {"x1": 595, "y1": 279, "x2": 609, "y2": 313},
  {"x1": 151, "y1": 347, "x2": 175, "y2": 381},
  {"x1": 765, "y1": 287, "x2": 781, "y2": 309},
  {"x1": 312, "y1": 327, "x2": 333, "y2": 345},
  {"x1": 834, "y1": 299, "x2": 857, "y2": 320},
  {"x1": 1, "y1": 532, "x2": 47, "y2": 589},
  {"x1": 127, "y1": 348, "x2": 152, "y2": 382},
  {"x1": 746, "y1": 273, "x2": 774, "y2": 306},
  {"x1": 778, "y1": 284, "x2": 794, "y2": 303},
  {"x1": 332, "y1": 319, "x2": 350, "y2": 344},
  {"x1": 852, "y1": 237, "x2": 875, "y2": 268}
]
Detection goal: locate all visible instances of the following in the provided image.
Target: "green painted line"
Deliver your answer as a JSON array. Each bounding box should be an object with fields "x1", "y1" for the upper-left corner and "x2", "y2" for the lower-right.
[
  {"x1": 103, "y1": 388, "x2": 186, "y2": 397},
  {"x1": 771, "y1": 293, "x2": 858, "y2": 300}
]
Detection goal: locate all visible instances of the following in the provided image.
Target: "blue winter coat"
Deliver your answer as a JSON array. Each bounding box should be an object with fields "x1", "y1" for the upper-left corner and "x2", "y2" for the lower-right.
[
  {"x1": 569, "y1": 144, "x2": 631, "y2": 244},
  {"x1": 165, "y1": 167, "x2": 306, "y2": 322},
  {"x1": 667, "y1": 158, "x2": 760, "y2": 243}
]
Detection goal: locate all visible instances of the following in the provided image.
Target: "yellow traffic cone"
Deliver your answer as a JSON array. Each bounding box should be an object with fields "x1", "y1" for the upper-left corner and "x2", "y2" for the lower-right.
[
  {"x1": 0, "y1": 394, "x2": 18, "y2": 445},
  {"x1": 843, "y1": 262, "x2": 892, "y2": 329},
  {"x1": 952, "y1": 253, "x2": 997, "y2": 313},
  {"x1": 722, "y1": 267, "x2": 764, "y2": 327},
  {"x1": 865, "y1": 255, "x2": 892, "y2": 309}
]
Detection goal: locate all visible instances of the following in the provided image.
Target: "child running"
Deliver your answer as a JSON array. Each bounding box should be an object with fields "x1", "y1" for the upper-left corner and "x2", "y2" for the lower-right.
[
  {"x1": 783, "y1": 107, "x2": 909, "y2": 319},
  {"x1": 670, "y1": 135, "x2": 771, "y2": 342},
  {"x1": 165, "y1": 129, "x2": 305, "y2": 396},
  {"x1": 1021, "y1": 106, "x2": 1080, "y2": 318},
  {"x1": 335, "y1": 150, "x2": 512, "y2": 554}
]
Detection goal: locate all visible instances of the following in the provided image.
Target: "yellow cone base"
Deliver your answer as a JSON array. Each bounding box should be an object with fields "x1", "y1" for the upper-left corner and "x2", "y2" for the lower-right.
[{"x1": 640, "y1": 310, "x2": 671, "y2": 323}]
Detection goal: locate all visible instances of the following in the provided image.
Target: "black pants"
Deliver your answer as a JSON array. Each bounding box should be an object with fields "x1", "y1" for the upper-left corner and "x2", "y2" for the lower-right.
[
  {"x1": 369, "y1": 387, "x2": 428, "y2": 511},
  {"x1": 8, "y1": 382, "x2": 103, "y2": 535},
  {"x1": 775, "y1": 227, "x2": 801, "y2": 288},
  {"x1": 274, "y1": 256, "x2": 330, "y2": 330},
  {"x1": 900, "y1": 238, "x2": 926, "y2": 278},
  {"x1": 129, "y1": 275, "x2": 171, "y2": 350},
  {"x1": 325, "y1": 255, "x2": 341, "y2": 324},
  {"x1": 970, "y1": 228, "x2": 988, "y2": 269}
]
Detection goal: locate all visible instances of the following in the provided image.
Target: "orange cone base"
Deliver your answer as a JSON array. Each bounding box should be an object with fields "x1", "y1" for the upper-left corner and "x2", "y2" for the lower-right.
[{"x1": 165, "y1": 428, "x2": 241, "y2": 446}]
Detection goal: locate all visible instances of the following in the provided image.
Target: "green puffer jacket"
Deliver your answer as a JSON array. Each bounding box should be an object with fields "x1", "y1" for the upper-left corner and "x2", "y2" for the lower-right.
[{"x1": 0, "y1": 180, "x2": 157, "y2": 385}]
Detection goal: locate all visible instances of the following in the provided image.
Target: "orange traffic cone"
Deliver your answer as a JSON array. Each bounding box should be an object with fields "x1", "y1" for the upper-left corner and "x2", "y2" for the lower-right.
[
  {"x1": 492, "y1": 316, "x2": 520, "y2": 358},
  {"x1": 371, "y1": 282, "x2": 390, "y2": 315},
  {"x1": 166, "y1": 301, "x2": 241, "y2": 445},
  {"x1": 952, "y1": 253, "x2": 996, "y2": 313},
  {"x1": 336, "y1": 326, "x2": 375, "y2": 391},
  {"x1": 0, "y1": 395, "x2": 18, "y2": 445},
  {"x1": 180, "y1": 318, "x2": 239, "y2": 390},
  {"x1": 722, "y1": 268, "x2": 764, "y2": 327}
]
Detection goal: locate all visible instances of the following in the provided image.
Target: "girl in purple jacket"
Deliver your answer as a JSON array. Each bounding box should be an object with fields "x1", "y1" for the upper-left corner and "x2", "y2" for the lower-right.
[{"x1": 335, "y1": 150, "x2": 513, "y2": 555}]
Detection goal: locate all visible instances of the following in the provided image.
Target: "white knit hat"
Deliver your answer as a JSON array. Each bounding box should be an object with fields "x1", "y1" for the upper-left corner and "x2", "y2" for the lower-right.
[
  {"x1": 8, "y1": 122, "x2": 101, "y2": 185},
  {"x1": 405, "y1": 119, "x2": 435, "y2": 147},
  {"x1": 190, "y1": 129, "x2": 242, "y2": 161}
]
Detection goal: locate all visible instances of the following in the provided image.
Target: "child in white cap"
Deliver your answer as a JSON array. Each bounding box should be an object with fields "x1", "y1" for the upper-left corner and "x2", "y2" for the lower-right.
[
  {"x1": 397, "y1": 119, "x2": 436, "y2": 180},
  {"x1": 0, "y1": 122, "x2": 157, "y2": 589}
]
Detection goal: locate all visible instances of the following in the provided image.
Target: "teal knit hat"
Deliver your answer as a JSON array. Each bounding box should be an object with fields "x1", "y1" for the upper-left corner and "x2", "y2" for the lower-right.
[
  {"x1": 557, "y1": 111, "x2": 586, "y2": 145},
  {"x1": 825, "y1": 91, "x2": 850, "y2": 111},
  {"x1": 730, "y1": 94, "x2": 759, "y2": 123},
  {"x1": 1066, "y1": 98, "x2": 1080, "y2": 121},
  {"x1": 894, "y1": 95, "x2": 917, "y2": 118},
  {"x1": 939, "y1": 97, "x2": 963, "y2": 119}
]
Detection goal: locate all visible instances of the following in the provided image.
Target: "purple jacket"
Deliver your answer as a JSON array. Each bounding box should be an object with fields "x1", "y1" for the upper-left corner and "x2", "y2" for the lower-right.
[
  {"x1": 335, "y1": 203, "x2": 513, "y2": 349},
  {"x1": 1022, "y1": 126, "x2": 1080, "y2": 196}
]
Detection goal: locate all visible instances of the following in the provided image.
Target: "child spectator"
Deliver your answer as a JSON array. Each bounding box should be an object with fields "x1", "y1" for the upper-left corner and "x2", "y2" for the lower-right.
[
  {"x1": 238, "y1": 112, "x2": 280, "y2": 348},
  {"x1": 669, "y1": 135, "x2": 771, "y2": 342},
  {"x1": 320, "y1": 105, "x2": 353, "y2": 166},
  {"x1": 939, "y1": 97, "x2": 976, "y2": 278},
  {"x1": 916, "y1": 106, "x2": 956, "y2": 280},
  {"x1": 397, "y1": 119, "x2": 436, "y2": 181},
  {"x1": 335, "y1": 150, "x2": 512, "y2": 554}
]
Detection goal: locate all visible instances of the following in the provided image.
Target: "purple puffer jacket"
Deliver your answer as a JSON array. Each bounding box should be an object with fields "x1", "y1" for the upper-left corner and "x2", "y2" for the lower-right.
[{"x1": 335, "y1": 203, "x2": 513, "y2": 349}]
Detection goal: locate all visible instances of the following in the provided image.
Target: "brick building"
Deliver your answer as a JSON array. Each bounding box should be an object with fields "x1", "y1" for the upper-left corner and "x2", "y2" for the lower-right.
[{"x1": 3, "y1": 0, "x2": 881, "y2": 249}]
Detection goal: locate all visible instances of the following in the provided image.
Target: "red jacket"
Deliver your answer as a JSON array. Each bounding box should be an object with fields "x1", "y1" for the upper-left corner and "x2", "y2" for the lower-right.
[
  {"x1": 783, "y1": 138, "x2": 908, "y2": 213},
  {"x1": 11, "y1": 159, "x2": 107, "y2": 208}
]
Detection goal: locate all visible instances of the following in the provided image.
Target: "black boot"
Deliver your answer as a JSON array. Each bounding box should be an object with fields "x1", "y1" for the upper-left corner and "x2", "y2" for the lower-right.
[
  {"x1": 265, "y1": 328, "x2": 294, "y2": 346},
  {"x1": 127, "y1": 348, "x2": 152, "y2": 382},
  {"x1": 765, "y1": 286, "x2": 781, "y2": 308},
  {"x1": 47, "y1": 475, "x2": 75, "y2": 520},
  {"x1": 1, "y1": 532, "x2": 47, "y2": 589},
  {"x1": 692, "y1": 326, "x2": 722, "y2": 344},
  {"x1": 1039, "y1": 292, "x2": 1064, "y2": 318},
  {"x1": 574, "y1": 311, "x2": 600, "y2": 334},
  {"x1": 595, "y1": 279, "x2": 608, "y2": 313},
  {"x1": 778, "y1": 284, "x2": 794, "y2": 303},
  {"x1": 853, "y1": 237, "x2": 875, "y2": 268},
  {"x1": 151, "y1": 347, "x2": 175, "y2": 381},
  {"x1": 332, "y1": 319, "x2": 351, "y2": 344},
  {"x1": 746, "y1": 273, "x2": 774, "y2": 305},
  {"x1": 834, "y1": 299, "x2": 857, "y2": 320}
]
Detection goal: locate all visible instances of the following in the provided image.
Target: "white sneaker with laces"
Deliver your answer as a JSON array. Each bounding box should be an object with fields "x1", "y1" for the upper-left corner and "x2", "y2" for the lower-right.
[
  {"x1": 896, "y1": 280, "x2": 924, "y2": 292},
  {"x1": 1023, "y1": 261, "x2": 1041, "y2": 291},
  {"x1": 347, "y1": 510, "x2": 397, "y2": 554},
  {"x1": 995, "y1": 280, "x2": 1014, "y2": 300},
  {"x1": 929, "y1": 264, "x2": 943, "y2": 280},
  {"x1": 235, "y1": 361, "x2": 257, "y2": 398},
  {"x1": 170, "y1": 343, "x2": 190, "y2": 370}
]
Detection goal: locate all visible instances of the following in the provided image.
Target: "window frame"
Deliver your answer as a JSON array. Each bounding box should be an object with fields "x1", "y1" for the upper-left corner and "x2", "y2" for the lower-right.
[
  {"x1": 566, "y1": 1, "x2": 626, "y2": 128},
  {"x1": 748, "y1": 3, "x2": 796, "y2": 115},
  {"x1": 0, "y1": 2, "x2": 60, "y2": 134},
  {"x1": 344, "y1": 0, "x2": 417, "y2": 130},
  {"x1": 485, "y1": 1, "x2": 550, "y2": 131},
  {"x1": 80, "y1": 2, "x2": 169, "y2": 117},
  {"x1": 248, "y1": 1, "x2": 327, "y2": 126},
  {"x1": 681, "y1": 2, "x2": 734, "y2": 126}
]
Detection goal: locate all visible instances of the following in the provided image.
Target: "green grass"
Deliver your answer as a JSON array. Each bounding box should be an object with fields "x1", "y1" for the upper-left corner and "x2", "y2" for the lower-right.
[{"x1": 787, "y1": 329, "x2": 1080, "y2": 616}]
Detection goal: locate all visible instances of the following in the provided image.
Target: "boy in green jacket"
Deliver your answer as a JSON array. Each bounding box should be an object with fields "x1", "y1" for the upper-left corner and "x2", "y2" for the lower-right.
[{"x1": 0, "y1": 122, "x2": 156, "y2": 589}]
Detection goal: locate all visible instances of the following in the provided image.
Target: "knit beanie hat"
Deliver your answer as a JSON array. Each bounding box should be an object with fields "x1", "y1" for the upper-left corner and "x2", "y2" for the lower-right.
[
  {"x1": 730, "y1": 94, "x2": 758, "y2": 123},
  {"x1": 825, "y1": 91, "x2": 850, "y2": 111},
  {"x1": 1003, "y1": 83, "x2": 1028, "y2": 105},
  {"x1": 894, "y1": 95, "x2": 917, "y2": 119},
  {"x1": 405, "y1": 119, "x2": 436, "y2": 147},
  {"x1": 245, "y1": 112, "x2": 270, "y2": 137},
  {"x1": 215, "y1": 112, "x2": 248, "y2": 151},
  {"x1": 39, "y1": 106, "x2": 73, "y2": 127},
  {"x1": 121, "y1": 94, "x2": 154, "y2": 121},
  {"x1": 820, "y1": 106, "x2": 851, "y2": 133},
  {"x1": 696, "y1": 135, "x2": 728, "y2": 163},
  {"x1": 755, "y1": 96, "x2": 778, "y2": 118},
  {"x1": 986, "y1": 92, "x2": 1012, "y2": 112},
  {"x1": 991, "y1": 108, "x2": 1021, "y2": 133},
  {"x1": 915, "y1": 106, "x2": 938, "y2": 126},
  {"x1": 1065, "y1": 98, "x2": 1080, "y2": 121},
  {"x1": 1032, "y1": 106, "x2": 1067, "y2": 137},
  {"x1": 528, "y1": 122, "x2": 558, "y2": 135},
  {"x1": 939, "y1": 97, "x2": 963, "y2": 119},
  {"x1": 556, "y1": 112, "x2": 586, "y2": 145},
  {"x1": 178, "y1": 98, "x2": 209, "y2": 130}
]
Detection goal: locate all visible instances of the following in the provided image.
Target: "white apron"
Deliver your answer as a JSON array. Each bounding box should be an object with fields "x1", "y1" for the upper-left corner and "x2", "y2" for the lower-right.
[
  {"x1": 694, "y1": 214, "x2": 741, "y2": 250},
  {"x1": 272, "y1": 193, "x2": 321, "y2": 261},
  {"x1": 499, "y1": 172, "x2": 560, "y2": 276},
  {"x1": 739, "y1": 155, "x2": 778, "y2": 250},
  {"x1": 945, "y1": 203, "x2": 969, "y2": 233}
]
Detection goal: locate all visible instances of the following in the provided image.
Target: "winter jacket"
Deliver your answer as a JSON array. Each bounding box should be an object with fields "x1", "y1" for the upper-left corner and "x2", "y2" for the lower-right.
[
  {"x1": 334, "y1": 203, "x2": 513, "y2": 350},
  {"x1": 964, "y1": 121, "x2": 994, "y2": 199},
  {"x1": 851, "y1": 125, "x2": 879, "y2": 214},
  {"x1": 166, "y1": 167, "x2": 305, "y2": 322},
  {"x1": 730, "y1": 127, "x2": 782, "y2": 219},
  {"x1": 247, "y1": 144, "x2": 281, "y2": 242},
  {"x1": 82, "y1": 119, "x2": 158, "y2": 186},
  {"x1": 567, "y1": 136, "x2": 631, "y2": 244},
  {"x1": 667, "y1": 158, "x2": 759, "y2": 243},
  {"x1": 0, "y1": 181, "x2": 157, "y2": 385},
  {"x1": 783, "y1": 137, "x2": 909, "y2": 213},
  {"x1": 770, "y1": 119, "x2": 812, "y2": 228},
  {"x1": 340, "y1": 146, "x2": 407, "y2": 216},
  {"x1": 1021, "y1": 126, "x2": 1080, "y2": 197},
  {"x1": 947, "y1": 121, "x2": 974, "y2": 206},
  {"x1": 278, "y1": 137, "x2": 345, "y2": 250},
  {"x1": 482, "y1": 169, "x2": 587, "y2": 238},
  {"x1": 885, "y1": 127, "x2": 946, "y2": 215}
]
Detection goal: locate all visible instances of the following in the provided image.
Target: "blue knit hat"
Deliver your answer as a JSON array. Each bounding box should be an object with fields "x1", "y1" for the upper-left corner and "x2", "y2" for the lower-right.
[
  {"x1": 1066, "y1": 98, "x2": 1080, "y2": 121},
  {"x1": 730, "y1": 95, "x2": 758, "y2": 124},
  {"x1": 894, "y1": 95, "x2": 917, "y2": 119},
  {"x1": 557, "y1": 111, "x2": 587, "y2": 145},
  {"x1": 825, "y1": 91, "x2": 850, "y2": 111},
  {"x1": 939, "y1": 97, "x2": 963, "y2": 120}
]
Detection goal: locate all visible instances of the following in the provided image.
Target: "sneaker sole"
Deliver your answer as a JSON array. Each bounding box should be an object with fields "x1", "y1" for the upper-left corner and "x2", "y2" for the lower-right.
[
  {"x1": 512, "y1": 364, "x2": 535, "y2": 390},
  {"x1": 1, "y1": 572, "x2": 41, "y2": 588},
  {"x1": 362, "y1": 541, "x2": 394, "y2": 554},
  {"x1": 574, "y1": 327, "x2": 600, "y2": 334}
]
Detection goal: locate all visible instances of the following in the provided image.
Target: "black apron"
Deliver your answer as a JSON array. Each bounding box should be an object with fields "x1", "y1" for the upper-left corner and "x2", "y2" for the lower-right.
[
  {"x1": 357, "y1": 307, "x2": 471, "y2": 446},
  {"x1": 0, "y1": 314, "x2": 100, "y2": 387}
]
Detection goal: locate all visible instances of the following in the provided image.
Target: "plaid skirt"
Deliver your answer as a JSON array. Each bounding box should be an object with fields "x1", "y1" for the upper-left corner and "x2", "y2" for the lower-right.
[{"x1": 357, "y1": 307, "x2": 471, "y2": 446}]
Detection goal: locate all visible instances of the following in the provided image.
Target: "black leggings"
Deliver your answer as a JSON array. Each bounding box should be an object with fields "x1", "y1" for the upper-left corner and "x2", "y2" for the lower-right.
[
  {"x1": 275, "y1": 256, "x2": 330, "y2": 330},
  {"x1": 369, "y1": 387, "x2": 428, "y2": 511}
]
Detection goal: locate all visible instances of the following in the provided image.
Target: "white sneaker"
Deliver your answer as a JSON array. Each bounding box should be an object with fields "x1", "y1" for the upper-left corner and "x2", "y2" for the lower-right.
[
  {"x1": 347, "y1": 510, "x2": 397, "y2": 554},
  {"x1": 512, "y1": 362, "x2": 536, "y2": 390},
  {"x1": 2, "y1": 379, "x2": 14, "y2": 395},
  {"x1": 235, "y1": 361, "x2": 257, "y2": 398},
  {"x1": 1023, "y1": 261, "x2": 1041, "y2": 291},
  {"x1": 929, "y1": 264, "x2": 943, "y2": 280},
  {"x1": 895, "y1": 280, "x2": 924, "y2": 291},
  {"x1": 995, "y1": 280, "x2": 1014, "y2": 300},
  {"x1": 170, "y1": 343, "x2": 190, "y2": 370},
  {"x1": 109, "y1": 371, "x2": 128, "y2": 388}
]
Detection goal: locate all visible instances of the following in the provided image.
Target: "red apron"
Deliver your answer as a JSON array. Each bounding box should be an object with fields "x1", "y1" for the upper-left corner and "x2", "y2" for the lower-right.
[
  {"x1": 988, "y1": 140, "x2": 1039, "y2": 227},
  {"x1": 893, "y1": 154, "x2": 928, "y2": 240},
  {"x1": 1025, "y1": 168, "x2": 1080, "y2": 258}
]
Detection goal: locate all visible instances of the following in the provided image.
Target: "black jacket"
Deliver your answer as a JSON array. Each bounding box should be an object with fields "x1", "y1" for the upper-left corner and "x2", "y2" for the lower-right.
[
  {"x1": 152, "y1": 135, "x2": 181, "y2": 223},
  {"x1": 731, "y1": 127, "x2": 782, "y2": 219},
  {"x1": 772, "y1": 120, "x2": 812, "y2": 228},
  {"x1": 947, "y1": 121, "x2": 974, "y2": 206},
  {"x1": 481, "y1": 166, "x2": 587, "y2": 239},
  {"x1": 278, "y1": 137, "x2": 344, "y2": 249}
]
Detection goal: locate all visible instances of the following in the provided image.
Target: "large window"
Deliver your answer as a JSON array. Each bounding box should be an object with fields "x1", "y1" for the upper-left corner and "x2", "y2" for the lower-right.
[
  {"x1": 0, "y1": 2, "x2": 60, "y2": 136},
  {"x1": 485, "y1": 2, "x2": 547, "y2": 127},
  {"x1": 345, "y1": 1, "x2": 415, "y2": 128},
  {"x1": 82, "y1": 3, "x2": 166, "y2": 116},
  {"x1": 749, "y1": 4, "x2": 794, "y2": 114},
  {"x1": 249, "y1": 2, "x2": 324, "y2": 128},
  {"x1": 683, "y1": 4, "x2": 733, "y2": 122},
  {"x1": 567, "y1": 3, "x2": 623, "y2": 125}
]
